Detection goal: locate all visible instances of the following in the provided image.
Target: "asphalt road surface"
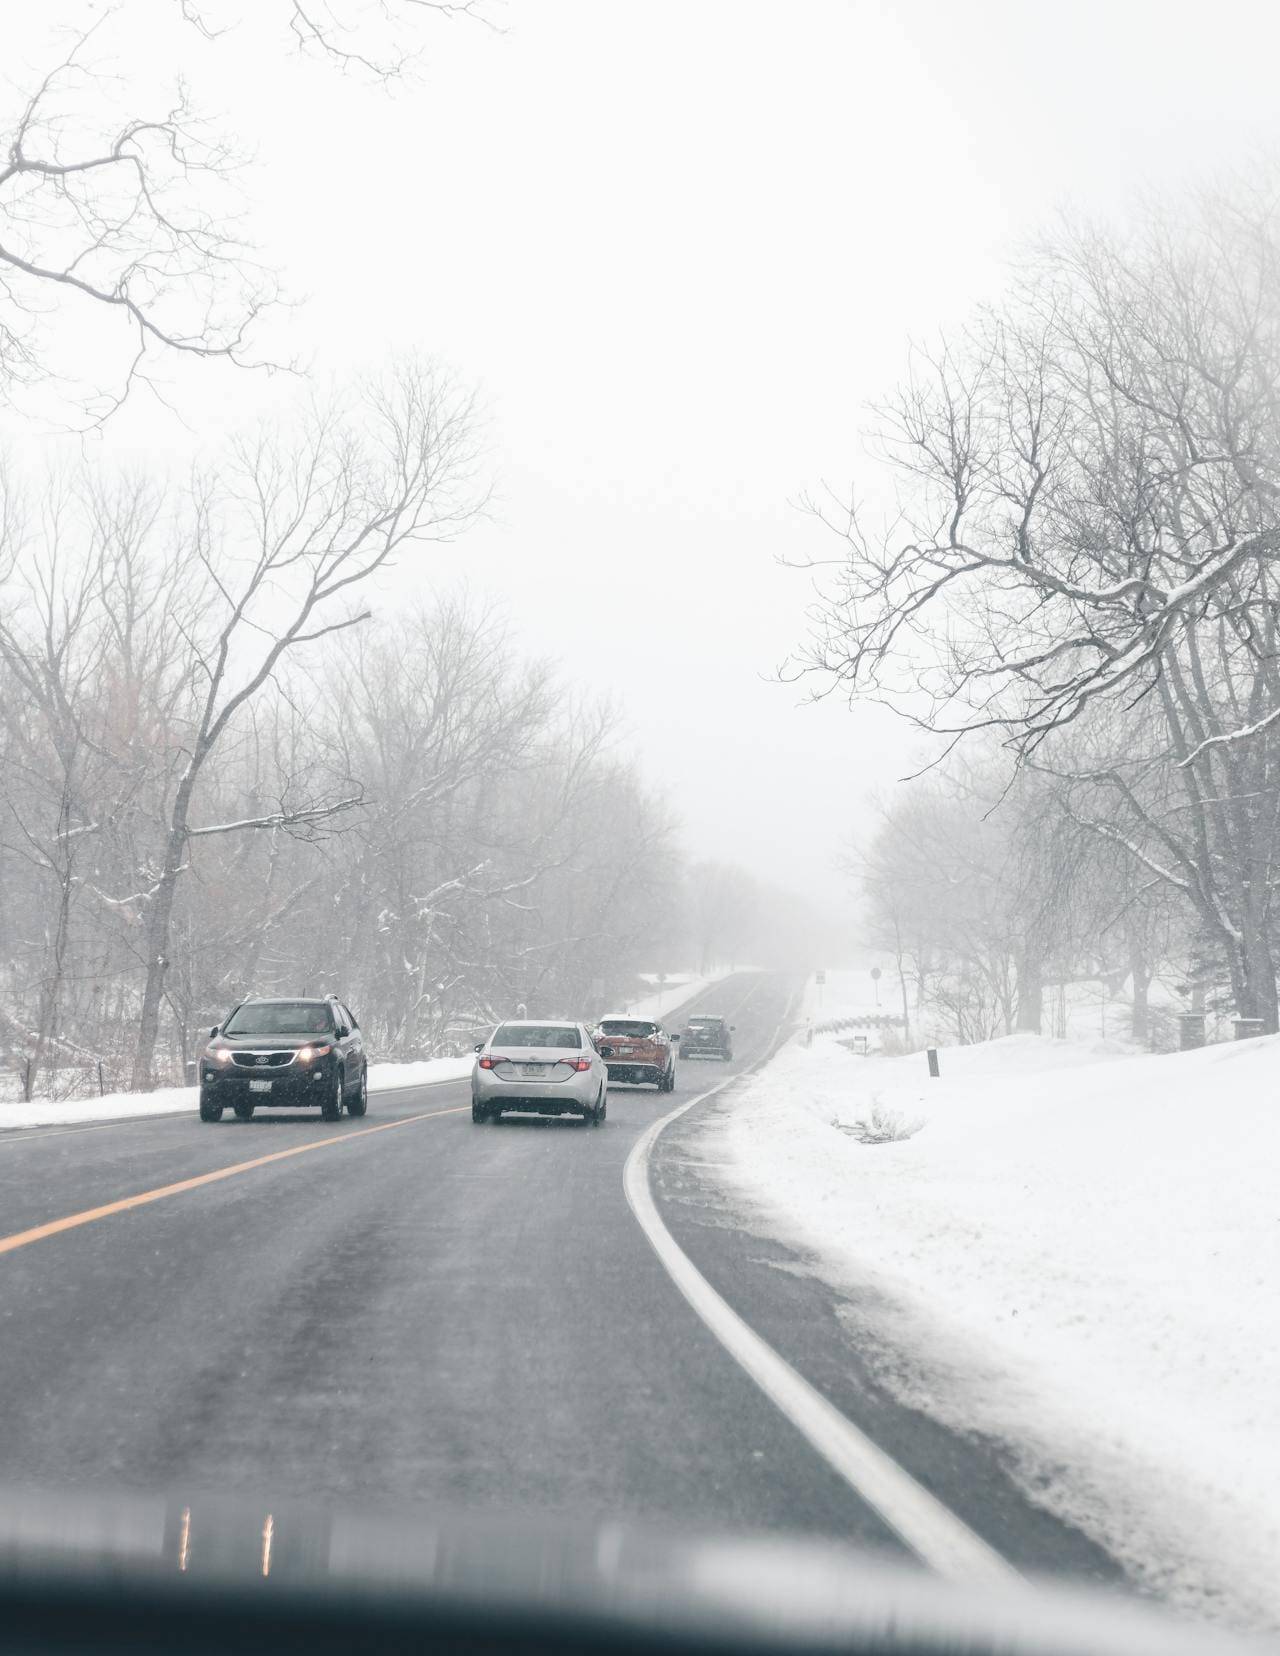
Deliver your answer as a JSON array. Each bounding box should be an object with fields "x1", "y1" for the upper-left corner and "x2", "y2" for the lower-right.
[{"x1": 0, "y1": 972, "x2": 1123, "y2": 1590}]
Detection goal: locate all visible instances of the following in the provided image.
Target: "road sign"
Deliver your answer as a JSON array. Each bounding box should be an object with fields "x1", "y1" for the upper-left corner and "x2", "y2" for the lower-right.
[{"x1": 815, "y1": 970, "x2": 826, "y2": 985}]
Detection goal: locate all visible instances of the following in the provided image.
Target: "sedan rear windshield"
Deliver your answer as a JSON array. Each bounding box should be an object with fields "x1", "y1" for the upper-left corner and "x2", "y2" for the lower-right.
[
  {"x1": 599, "y1": 1020, "x2": 658, "y2": 1038},
  {"x1": 492, "y1": 1024, "x2": 581, "y2": 1049},
  {"x1": 224, "y1": 1002, "x2": 334, "y2": 1035},
  {"x1": 687, "y1": 1017, "x2": 723, "y2": 1028}
]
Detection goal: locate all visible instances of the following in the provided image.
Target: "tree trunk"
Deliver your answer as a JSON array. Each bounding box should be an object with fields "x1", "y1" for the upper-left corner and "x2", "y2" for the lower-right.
[
  {"x1": 1015, "y1": 950, "x2": 1043, "y2": 1034},
  {"x1": 131, "y1": 772, "x2": 199, "y2": 1089},
  {"x1": 1234, "y1": 921, "x2": 1279, "y2": 1033},
  {"x1": 30, "y1": 866, "x2": 74, "y2": 1099},
  {"x1": 1128, "y1": 930, "x2": 1151, "y2": 1046},
  {"x1": 891, "y1": 914, "x2": 911, "y2": 1048}
]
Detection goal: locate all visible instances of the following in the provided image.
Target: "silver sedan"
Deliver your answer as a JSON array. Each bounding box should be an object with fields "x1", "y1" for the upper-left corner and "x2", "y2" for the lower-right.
[{"x1": 471, "y1": 1020, "x2": 609, "y2": 1125}]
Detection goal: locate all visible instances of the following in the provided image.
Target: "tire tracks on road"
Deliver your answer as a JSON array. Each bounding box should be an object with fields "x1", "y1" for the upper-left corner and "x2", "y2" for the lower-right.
[{"x1": 623, "y1": 987, "x2": 1020, "y2": 1587}]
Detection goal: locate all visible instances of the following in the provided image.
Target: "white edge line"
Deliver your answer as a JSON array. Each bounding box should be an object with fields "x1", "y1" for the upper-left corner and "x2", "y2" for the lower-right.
[{"x1": 622, "y1": 1017, "x2": 1020, "y2": 1587}]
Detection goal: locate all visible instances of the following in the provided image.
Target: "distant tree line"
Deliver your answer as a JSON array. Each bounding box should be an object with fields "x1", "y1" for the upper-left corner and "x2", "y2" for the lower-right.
[{"x1": 0, "y1": 389, "x2": 818, "y2": 1097}]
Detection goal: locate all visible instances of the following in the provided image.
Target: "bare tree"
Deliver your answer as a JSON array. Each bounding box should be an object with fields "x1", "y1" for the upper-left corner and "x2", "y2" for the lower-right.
[
  {"x1": 0, "y1": 17, "x2": 273, "y2": 420},
  {"x1": 179, "y1": 1, "x2": 499, "y2": 79},
  {"x1": 800, "y1": 180, "x2": 1280, "y2": 1029},
  {"x1": 115, "y1": 364, "x2": 483, "y2": 1084},
  {"x1": 1, "y1": 2, "x2": 496, "y2": 418}
]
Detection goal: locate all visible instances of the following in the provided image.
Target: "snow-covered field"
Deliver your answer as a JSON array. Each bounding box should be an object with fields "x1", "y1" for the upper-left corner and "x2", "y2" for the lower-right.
[
  {"x1": 0, "y1": 1056, "x2": 474, "y2": 1131},
  {"x1": 711, "y1": 1006, "x2": 1280, "y2": 1630},
  {"x1": 623, "y1": 968, "x2": 746, "y2": 1022}
]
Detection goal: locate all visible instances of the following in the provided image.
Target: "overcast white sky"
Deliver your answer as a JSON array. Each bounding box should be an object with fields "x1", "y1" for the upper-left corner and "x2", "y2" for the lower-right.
[{"x1": 9, "y1": 0, "x2": 1280, "y2": 912}]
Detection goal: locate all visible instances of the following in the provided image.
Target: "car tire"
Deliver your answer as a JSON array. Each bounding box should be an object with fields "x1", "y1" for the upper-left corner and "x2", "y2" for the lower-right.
[
  {"x1": 198, "y1": 1090, "x2": 223, "y2": 1123},
  {"x1": 598, "y1": 1089, "x2": 607, "y2": 1122},
  {"x1": 321, "y1": 1071, "x2": 344, "y2": 1121},
  {"x1": 346, "y1": 1068, "x2": 368, "y2": 1117},
  {"x1": 233, "y1": 1100, "x2": 255, "y2": 1121}
]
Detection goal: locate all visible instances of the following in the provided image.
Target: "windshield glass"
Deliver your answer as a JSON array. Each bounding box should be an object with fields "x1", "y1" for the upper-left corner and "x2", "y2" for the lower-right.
[
  {"x1": 223, "y1": 1003, "x2": 333, "y2": 1035},
  {"x1": 491, "y1": 1024, "x2": 581, "y2": 1049},
  {"x1": 1, "y1": 8, "x2": 1269, "y2": 1647}
]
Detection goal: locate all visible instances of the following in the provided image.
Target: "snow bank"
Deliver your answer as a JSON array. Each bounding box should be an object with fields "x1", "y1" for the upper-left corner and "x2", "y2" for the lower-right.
[
  {"x1": 799, "y1": 968, "x2": 891, "y2": 1028},
  {"x1": 365, "y1": 1056, "x2": 472, "y2": 1091},
  {"x1": 0, "y1": 1056, "x2": 474, "y2": 1131},
  {"x1": 710, "y1": 1026, "x2": 1280, "y2": 1630},
  {"x1": 0, "y1": 1084, "x2": 197, "y2": 1131},
  {"x1": 797, "y1": 968, "x2": 1191, "y2": 1052},
  {"x1": 622, "y1": 967, "x2": 747, "y2": 1022}
]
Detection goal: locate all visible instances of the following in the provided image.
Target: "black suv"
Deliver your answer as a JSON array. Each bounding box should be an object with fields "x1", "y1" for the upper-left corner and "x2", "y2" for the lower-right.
[
  {"x1": 199, "y1": 997, "x2": 368, "y2": 1122},
  {"x1": 678, "y1": 1014, "x2": 734, "y2": 1061}
]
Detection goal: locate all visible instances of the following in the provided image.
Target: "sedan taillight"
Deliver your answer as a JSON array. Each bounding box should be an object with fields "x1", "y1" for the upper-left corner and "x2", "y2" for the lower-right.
[
  {"x1": 478, "y1": 1055, "x2": 497, "y2": 1069},
  {"x1": 572, "y1": 1057, "x2": 592, "y2": 1072}
]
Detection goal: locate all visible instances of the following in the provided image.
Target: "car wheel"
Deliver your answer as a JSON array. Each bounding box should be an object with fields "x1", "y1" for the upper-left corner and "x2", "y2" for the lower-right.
[
  {"x1": 198, "y1": 1090, "x2": 223, "y2": 1123},
  {"x1": 346, "y1": 1068, "x2": 368, "y2": 1117},
  {"x1": 233, "y1": 1100, "x2": 255, "y2": 1121},
  {"x1": 598, "y1": 1088, "x2": 607, "y2": 1122},
  {"x1": 321, "y1": 1070, "x2": 344, "y2": 1121}
]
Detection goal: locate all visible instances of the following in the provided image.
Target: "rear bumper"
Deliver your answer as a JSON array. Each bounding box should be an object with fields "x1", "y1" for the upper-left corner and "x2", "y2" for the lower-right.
[
  {"x1": 472, "y1": 1070, "x2": 597, "y2": 1110},
  {"x1": 489, "y1": 1097, "x2": 594, "y2": 1116},
  {"x1": 604, "y1": 1062, "x2": 665, "y2": 1085},
  {"x1": 680, "y1": 1045, "x2": 729, "y2": 1059}
]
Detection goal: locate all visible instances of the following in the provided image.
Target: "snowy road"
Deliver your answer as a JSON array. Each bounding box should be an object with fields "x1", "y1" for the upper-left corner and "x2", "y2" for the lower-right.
[{"x1": 0, "y1": 971, "x2": 1119, "y2": 1591}]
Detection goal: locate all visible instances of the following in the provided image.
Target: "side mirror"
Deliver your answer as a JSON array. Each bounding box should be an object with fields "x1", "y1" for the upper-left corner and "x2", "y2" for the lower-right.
[
  {"x1": 670, "y1": 1032, "x2": 680, "y2": 1042},
  {"x1": 730, "y1": 1025, "x2": 736, "y2": 1032},
  {"x1": 335, "y1": 1024, "x2": 349, "y2": 1039},
  {"x1": 474, "y1": 1043, "x2": 484, "y2": 1053},
  {"x1": 209, "y1": 1025, "x2": 219, "y2": 1038},
  {"x1": 599, "y1": 1044, "x2": 614, "y2": 1059}
]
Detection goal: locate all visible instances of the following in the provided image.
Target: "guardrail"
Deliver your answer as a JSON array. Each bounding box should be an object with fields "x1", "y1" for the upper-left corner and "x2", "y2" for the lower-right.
[{"x1": 810, "y1": 1013, "x2": 903, "y2": 1035}]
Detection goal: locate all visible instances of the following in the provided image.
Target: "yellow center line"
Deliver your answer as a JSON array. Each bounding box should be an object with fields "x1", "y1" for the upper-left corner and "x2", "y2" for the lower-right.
[{"x1": 0, "y1": 1106, "x2": 466, "y2": 1258}]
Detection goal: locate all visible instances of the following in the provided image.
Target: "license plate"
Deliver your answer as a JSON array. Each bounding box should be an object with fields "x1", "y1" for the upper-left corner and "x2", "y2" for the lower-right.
[
  {"x1": 249, "y1": 1079, "x2": 272, "y2": 1093},
  {"x1": 616, "y1": 1047, "x2": 633, "y2": 1056},
  {"x1": 520, "y1": 1064, "x2": 544, "y2": 1078}
]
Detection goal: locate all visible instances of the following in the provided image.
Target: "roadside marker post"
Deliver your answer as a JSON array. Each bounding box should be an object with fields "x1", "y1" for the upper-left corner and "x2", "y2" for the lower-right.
[{"x1": 926, "y1": 1048, "x2": 940, "y2": 1078}]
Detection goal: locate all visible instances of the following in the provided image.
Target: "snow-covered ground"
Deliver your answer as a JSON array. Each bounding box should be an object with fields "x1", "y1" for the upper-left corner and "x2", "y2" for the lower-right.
[
  {"x1": 0, "y1": 1056, "x2": 474, "y2": 1131},
  {"x1": 710, "y1": 1013, "x2": 1280, "y2": 1631},
  {"x1": 800, "y1": 966, "x2": 1192, "y2": 1052},
  {"x1": 622, "y1": 967, "x2": 746, "y2": 1022}
]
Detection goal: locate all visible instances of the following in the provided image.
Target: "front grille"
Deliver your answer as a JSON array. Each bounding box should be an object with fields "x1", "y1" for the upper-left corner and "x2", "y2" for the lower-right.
[{"x1": 231, "y1": 1050, "x2": 295, "y2": 1069}]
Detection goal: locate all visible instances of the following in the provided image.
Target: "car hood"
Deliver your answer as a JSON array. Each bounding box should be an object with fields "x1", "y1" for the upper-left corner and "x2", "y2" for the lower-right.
[
  {"x1": 215, "y1": 1036, "x2": 316, "y2": 1049},
  {"x1": 0, "y1": 1487, "x2": 1261, "y2": 1656}
]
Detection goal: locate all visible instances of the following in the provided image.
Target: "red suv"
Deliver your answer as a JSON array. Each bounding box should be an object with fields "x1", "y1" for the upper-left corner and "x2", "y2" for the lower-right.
[{"x1": 593, "y1": 1016, "x2": 677, "y2": 1092}]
